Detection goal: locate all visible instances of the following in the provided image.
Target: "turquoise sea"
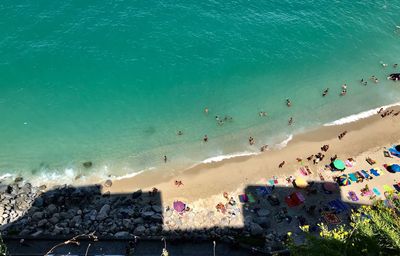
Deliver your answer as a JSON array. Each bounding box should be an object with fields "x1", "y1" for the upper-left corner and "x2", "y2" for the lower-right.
[{"x1": 1, "y1": 1, "x2": 400, "y2": 184}]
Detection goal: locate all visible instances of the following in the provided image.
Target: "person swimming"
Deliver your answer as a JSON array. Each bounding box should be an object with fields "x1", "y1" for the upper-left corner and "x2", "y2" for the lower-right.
[
  {"x1": 322, "y1": 88, "x2": 329, "y2": 97},
  {"x1": 203, "y1": 135, "x2": 208, "y2": 142},
  {"x1": 259, "y1": 111, "x2": 267, "y2": 117},
  {"x1": 341, "y1": 84, "x2": 347, "y2": 90},
  {"x1": 288, "y1": 117, "x2": 293, "y2": 125},
  {"x1": 286, "y1": 98, "x2": 291, "y2": 107},
  {"x1": 177, "y1": 131, "x2": 183, "y2": 135},
  {"x1": 340, "y1": 89, "x2": 347, "y2": 96}
]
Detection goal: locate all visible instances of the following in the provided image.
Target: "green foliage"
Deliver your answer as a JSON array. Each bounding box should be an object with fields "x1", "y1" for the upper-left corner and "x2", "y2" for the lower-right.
[
  {"x1": 0, "y1": 235, "x2": 8, "y2": 256},
  {"x1": 288, "y1": 195, "x2": 400, "y2": 256}
]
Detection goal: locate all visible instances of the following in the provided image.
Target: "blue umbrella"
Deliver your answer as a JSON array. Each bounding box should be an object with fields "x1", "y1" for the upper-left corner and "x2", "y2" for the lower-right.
[{"x1": 390, "y1": 164, "x2": 400, "y2": 173}]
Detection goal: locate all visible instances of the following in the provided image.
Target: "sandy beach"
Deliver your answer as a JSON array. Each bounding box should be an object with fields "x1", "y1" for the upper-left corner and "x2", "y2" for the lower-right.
[{"x1": 105, "y1": 106, "x2": 400, "y2": 209}]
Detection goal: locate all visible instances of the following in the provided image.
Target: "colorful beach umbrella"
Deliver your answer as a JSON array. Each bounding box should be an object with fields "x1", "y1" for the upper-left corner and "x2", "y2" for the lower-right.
[
  {"x1": 294, "y1": 177, "x2": 308, "y2": 188},
  {"x1": 333, "y1": 159, "x2": 346, "y2": 170},
  {"x1": 338, "y1": 175, "x2": 351, "y2": 186},
  {"x1": 173, "y1": 201, "x2": 186, "y2": 213}
]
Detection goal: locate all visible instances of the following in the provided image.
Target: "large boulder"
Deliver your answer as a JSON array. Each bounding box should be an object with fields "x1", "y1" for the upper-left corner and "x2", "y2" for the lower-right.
[
  {"x1": 257, "y1": 209, "x2": 270, "y2": 217},
  {"x1": 32, "y1": 211, "x2": 44, "y2": 221},
  {"x1": 114, "y1": 231, "x2": 130, "y2": 238},
  {"x1": 250, "y1": 222, "x2": 264, "y2": 236},
  {"x1": 96, "y1": 204, "x2": 110, "y2": 221},
  {"x1": 134, "y1": 225, "x2": 146, "y2": 235}
]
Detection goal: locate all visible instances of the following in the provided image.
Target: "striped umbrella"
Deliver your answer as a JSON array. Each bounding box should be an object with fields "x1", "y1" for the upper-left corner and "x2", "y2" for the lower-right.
[{"x1": 339, "y1": 175, "x2": 351, "y2": 186}]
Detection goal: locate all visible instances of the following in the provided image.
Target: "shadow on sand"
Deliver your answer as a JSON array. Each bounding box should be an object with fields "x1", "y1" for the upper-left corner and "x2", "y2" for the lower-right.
[{"x1": 1, "y1": 179, "x2": 365, "y2": 255}]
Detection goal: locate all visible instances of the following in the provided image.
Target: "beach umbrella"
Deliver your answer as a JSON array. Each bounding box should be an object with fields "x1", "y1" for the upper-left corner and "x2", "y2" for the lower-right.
[
  {"x1": 395, "y1": 145, "x2": 400, "y2": 152},
  {"x1": 294, "y1": 177, "x2": 308, "y2": 188},
  {"x1": 323, "y1": 182, "x2": 338, "y2": 192},
  {"x1": 390, "y1": 164, "x2": 400, "y2": 173},
  {"x1": 338, "y1": 175, "x2": 351, "y2": 186},
  {"x1": 333, "y1": 159, "x2": 346, "y2": 170},
  {"x1": 173, "y1": 201, "x2": 186, "y2": 213}
]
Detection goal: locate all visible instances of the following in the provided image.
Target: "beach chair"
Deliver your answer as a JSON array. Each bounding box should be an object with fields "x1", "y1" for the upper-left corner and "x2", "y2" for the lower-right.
[
  {"x1": 348, "y1": 173, "x2": 357, "y2": 182},
  {"x1": 370, "y1": 169, "x2": 380, "y2": 177},
  {"x1": 373, "y1": 187, "x2": 381, "y2": 196},
  {"x1": 355, "y1": 172, "x2": 364, "y2": 182}
]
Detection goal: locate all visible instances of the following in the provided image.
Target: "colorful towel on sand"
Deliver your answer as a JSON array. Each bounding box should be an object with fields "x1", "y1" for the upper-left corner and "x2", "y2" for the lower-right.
[
  {"x1": 348, "y1": 173, "x2": 357, "y2": 182},
  {"x1": 373, "y1": 187, "x2": 381, "y2": 196},
  {"x1": 348, "y1": 191, "x2": 359, "y2": 201},
  {"x1": 345, "y1": 160, "x2": 353, "y2": 168},
  {"x1": 370, "y1": 169, "x2": 380, "y2": 176},
  {"x1": 322, "y1": 212, "x2": 342, "y2": 224},
  {"x1": 299, "y1": 167, "x2": 308, "y2": 176},
  {"x1": 383, "y1": 185, "x2": 394, "y2": 193}
]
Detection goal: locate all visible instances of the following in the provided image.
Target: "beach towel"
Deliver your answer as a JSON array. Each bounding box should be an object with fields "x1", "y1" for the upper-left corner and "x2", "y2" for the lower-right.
[
  {"x1": 328, "y1": 199, "x2": 349, "y2": 212},
  {"x1": 383, "y1": 185, "x2": 394, "y2": 193},
  {"x1": 348, "y1": 173, "x2": 357, "y2": 182},
  {"x1": 238, "y1": 194, "x2": 248, "y2": 203},
  {"x1": 247, "y1": 193, "x2": 256, "y2": 203},
  {"x1": 348, "y1": 191, "x2": 359, "y2": 202},
  {"x1": 256, "y1": 186, "x2": 271, "y2": 196},
  {"x1": 389, "y1": 147, "x2": 400, "y2": 158},
  {"x1": 299, "y1": 167, "x2": 308, "y2": 176},
  {"x1": 370, "y1": 169, "x2": 380, "y2": 177},
  {"x1": 345, "y1": 160, "x2": 353, "y2": 168},
  {"x1": 373, "y1": 187, "x2": 381, "y2": 196},
  {"x1": 322, "y1": 212, "x2": 342, "y2": 225},
  {"x1": 361, "y1": 170, "x2": 371, "y2": 179}
]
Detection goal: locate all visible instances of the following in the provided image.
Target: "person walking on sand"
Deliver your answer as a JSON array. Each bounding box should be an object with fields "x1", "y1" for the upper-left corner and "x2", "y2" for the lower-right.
[{"x1": 279, "y1": 161, "x2": 286, "y2": 168}]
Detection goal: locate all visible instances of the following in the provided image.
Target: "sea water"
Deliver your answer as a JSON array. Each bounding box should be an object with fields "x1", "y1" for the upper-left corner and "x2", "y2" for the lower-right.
[{"x1": 1, "y1": 1, "x2": 400, "y2": 184}]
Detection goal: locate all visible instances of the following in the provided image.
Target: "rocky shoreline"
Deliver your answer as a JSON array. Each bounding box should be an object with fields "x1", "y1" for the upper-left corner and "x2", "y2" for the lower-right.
[{"x1": 0, "y1": 179, "x2": 285, "y2": 253}]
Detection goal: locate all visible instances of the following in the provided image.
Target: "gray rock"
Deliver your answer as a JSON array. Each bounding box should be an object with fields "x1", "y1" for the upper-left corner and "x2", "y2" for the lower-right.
[
  {"x1": 47, "y1": 204, "x2": 58, "y2": 214},
  {"x1": 133, "y1": 217, "x2": 144, "y2": 224},
  {"x1": 32, "y1": 211, "x2": 44, "y2": 221},
  {"x1": 250, "y1": 222, "x2": 264, "y2": 236},
  {"x1": 19, "y1": 229, "x2": 31, "y2": 236},
  {"x1": 141, "y1": 211, "x2": 154, "y2": 219},
  {"x1": 0, "y1": 185, "x2": 9, "y2": 193},
  {"x1": 37, "y1": 219, "x2": 48, "y2": 227},
  {"x1": 151, "y1": 205, "x2": 162, "y2": 213},
  {"x1": 114, "y1": 231, "x2": 130, "y2": 238},
  {"x1": 257, "y1": 209, "x2": 270, "y2": 217},
  {"x1": 33, "y1": 197, "x2": 44, "y2": 207},
  {"x1": 49, "y1": 216, "x2": 59, "y2": 225},
  {"x1": 122, "y1": 219, "x2": 131, "y2": 229},
  {"x1": 96, "y1": 204, "x2": 110, "y2": 221},
  {"x1": 134, "y1": 225, "x2": 146, "y2": 235},
  {"x1": 31, "y1": 230, "x2": 43, "y2": 237},
  {"x1": 254, "y1": 217, "x2": 270, "y2": 228},
  {"x1": 131, "y1": 190, "x2": 142, "y2": 199},
  {"x1": 150, "y1": 214, "x2": 163, "y2": 222}
]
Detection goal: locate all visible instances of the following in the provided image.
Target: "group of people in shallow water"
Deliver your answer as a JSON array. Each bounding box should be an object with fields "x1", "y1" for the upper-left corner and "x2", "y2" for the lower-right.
[{"x1": 162, "y1": 62, "x2": 398, "y2": 162}]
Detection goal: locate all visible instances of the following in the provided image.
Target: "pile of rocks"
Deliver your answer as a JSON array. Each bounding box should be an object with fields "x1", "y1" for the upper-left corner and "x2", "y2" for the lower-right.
[{"x1": 0, "y1": 181, "x2": 285, "y2": 253}]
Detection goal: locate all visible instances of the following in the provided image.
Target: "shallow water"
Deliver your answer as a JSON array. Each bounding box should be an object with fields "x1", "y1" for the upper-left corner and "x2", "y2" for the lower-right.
[{"x1": 1, "y1": 1, "x2": 400, "y2": 184}]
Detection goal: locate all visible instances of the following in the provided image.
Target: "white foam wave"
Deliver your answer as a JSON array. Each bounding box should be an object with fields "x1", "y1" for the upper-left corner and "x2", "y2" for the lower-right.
[
  {"x1": 324, "y1": 102, "x2": 400, "y2": 126},
  {"x1": 275, "y1": 134, "x2": 294, "y2": 149},
  {"x1": 0, "y1": 173, "x2": 13, "y2": 181},
  {"x1": 201, "y1": 151, "x2": 259, "y2": 164}
]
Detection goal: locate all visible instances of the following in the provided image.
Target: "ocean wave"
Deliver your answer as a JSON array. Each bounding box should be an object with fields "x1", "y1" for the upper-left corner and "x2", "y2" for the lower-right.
[
  {"x1": 274, "y1": 134, "x2": 294, "y2": 149},
  {"x1": 201, "y1": 151, "x2": 259, "y2": 164},
  {"x1": 324, "y1": 102, "x2": 400, "y2": 126}
]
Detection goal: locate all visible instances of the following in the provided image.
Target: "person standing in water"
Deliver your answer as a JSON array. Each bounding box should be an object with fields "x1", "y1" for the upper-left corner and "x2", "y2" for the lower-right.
[
  {"x1": 204, "y1": 107, "x2": 209, "y2": 114},
  {"x1": 286, "y1": 98, "x2": 292, "y2": 107},
  {"x1": 322, "y1": 88, "x2": 329, "y2": 97},
  {"x1": 203, "y1": 135, "x2": 208, "y2": 142},
  {"x1": 163, "y1": 155, "x2": 167, "y2": 163},
  {"x1": 288, "y1": 117, "x2": 293, "y2": 125}
]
